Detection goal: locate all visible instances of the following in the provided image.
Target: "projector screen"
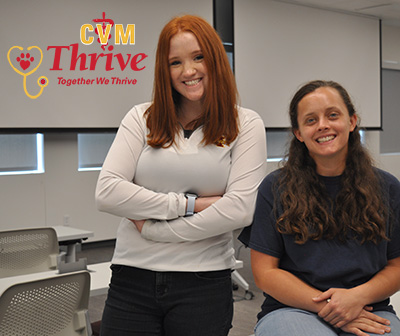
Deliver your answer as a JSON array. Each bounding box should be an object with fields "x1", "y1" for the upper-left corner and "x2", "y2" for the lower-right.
[
  {"x1": 235, "y1": 0, "x2": 381, "y2": 129},
  {"x1": 0, "y1": 0, "x2": 212, "y2": 129}
]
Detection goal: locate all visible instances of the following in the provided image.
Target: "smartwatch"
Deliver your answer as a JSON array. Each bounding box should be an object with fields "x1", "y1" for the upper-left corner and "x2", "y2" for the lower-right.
[{"x1": 185, "y1": 193, "x2": 198, "y2": 216}]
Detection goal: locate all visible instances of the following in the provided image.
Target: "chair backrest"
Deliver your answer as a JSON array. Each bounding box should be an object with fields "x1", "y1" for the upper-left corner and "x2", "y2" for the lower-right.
[
  {"x1": 0, "y1": 227, "x2": 59, "y2": 277},
  {"x1": 0, "y1": 271, "x2": 90, "y2": 336}
]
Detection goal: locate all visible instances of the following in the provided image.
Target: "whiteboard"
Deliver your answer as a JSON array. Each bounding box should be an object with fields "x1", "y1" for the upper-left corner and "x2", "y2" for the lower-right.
[
  {"x1": 235, "y1": 0, "x2": 381, "y2": 128},
  {"x1": 0, "y1": 0, "x2": 212, "y2": 129}
]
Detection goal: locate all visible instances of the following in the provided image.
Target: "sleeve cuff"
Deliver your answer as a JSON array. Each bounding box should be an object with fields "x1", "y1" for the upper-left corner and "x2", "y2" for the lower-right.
[
  {"x1": 177, "y1": 193, "x2": 187, "y2": 217},
  {"x1": 141, "y1": 219, "x2": 154, "y2": 239}
]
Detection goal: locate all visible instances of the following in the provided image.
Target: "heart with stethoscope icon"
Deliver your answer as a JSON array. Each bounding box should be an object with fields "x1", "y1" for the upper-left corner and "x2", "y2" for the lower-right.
[{"x1": 7, "y1": 45, "x2": 49, "y2": 99}]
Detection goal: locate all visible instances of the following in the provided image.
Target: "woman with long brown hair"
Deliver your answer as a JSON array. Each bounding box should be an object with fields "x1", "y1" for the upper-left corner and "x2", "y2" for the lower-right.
[
  {"x1": 240, "y1": 80, "x2": 400, "y2": 336},
  {"x1": 95, "y1": 14, "x2": 267, "y2": 335}
]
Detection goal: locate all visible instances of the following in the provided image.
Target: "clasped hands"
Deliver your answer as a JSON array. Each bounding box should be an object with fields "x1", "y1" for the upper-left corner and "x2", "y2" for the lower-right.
[{"x1": 313, "y1": 288, "x2": 391, "y2": 336}]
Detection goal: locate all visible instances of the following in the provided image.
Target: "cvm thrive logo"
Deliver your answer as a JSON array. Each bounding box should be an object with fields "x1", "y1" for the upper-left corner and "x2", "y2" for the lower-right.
[{"x1": 7, "y1": 12, "x2": 147, "y2": 99}]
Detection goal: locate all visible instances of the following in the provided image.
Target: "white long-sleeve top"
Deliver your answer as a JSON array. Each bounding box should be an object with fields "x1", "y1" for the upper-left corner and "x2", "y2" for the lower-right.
[{"x1": 96, "y1": 102, "x2": 267, "y2": 272}]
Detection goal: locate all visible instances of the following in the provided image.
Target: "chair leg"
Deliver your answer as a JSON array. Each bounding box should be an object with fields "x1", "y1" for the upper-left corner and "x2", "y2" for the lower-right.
[
  {"x1": 232, "y1": 270, "x2": 249, "y2": 291},
  {"x1": 232, "y1": 270, "x2": 254, "y2": 300},
  {"x1": 85, "y1": 311, "x2": 93, "y2": 335}
]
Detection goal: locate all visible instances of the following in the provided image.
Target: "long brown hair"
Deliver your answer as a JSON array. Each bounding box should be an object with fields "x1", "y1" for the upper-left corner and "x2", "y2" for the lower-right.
[
  {"x1": 276, "y1": 80, "x2": 388, "y2": 244},
  {"x1": 146, "y1": 15, "x2": 239, "y2": 148}
]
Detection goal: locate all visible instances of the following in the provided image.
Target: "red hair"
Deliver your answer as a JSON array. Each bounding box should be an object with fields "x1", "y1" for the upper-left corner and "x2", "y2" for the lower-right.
[{"x1": 146, "y1": 15, "x2": 239, "y2": 148}]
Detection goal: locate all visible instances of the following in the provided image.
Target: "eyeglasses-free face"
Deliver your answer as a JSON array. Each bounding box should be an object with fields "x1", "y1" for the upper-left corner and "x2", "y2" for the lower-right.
[
  {"x1": 294, "y1": 87, "x2": 357, "y2": 176},
  {"x1": 168, "y1": 31, "x2": 208, "y2": 108}
]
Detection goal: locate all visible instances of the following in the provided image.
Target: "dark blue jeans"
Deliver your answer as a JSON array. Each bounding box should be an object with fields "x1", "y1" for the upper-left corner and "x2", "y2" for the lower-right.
[{"x1": 100, "y1": 264, "x2": 234, "y2": 336}]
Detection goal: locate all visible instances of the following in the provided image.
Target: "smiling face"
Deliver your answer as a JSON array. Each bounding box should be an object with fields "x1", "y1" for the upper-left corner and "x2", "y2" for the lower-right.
[
  {"x1": 168, "y1": 31, "x2": 208, "y2": 108},
  {"x1": 294, "y1": 87, "x2": 357, "y2": 176}
]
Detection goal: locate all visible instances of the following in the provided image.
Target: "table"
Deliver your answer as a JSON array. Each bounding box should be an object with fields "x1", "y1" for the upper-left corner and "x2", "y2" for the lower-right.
[
  {"x1": 52, "y1": 225, "x2": 95, "y2": 273},
  {"x1": 52, "y1": 226, "x2": 94, "y2": 263},
  {"x1": 53, "y1": 225, "x2": 94, "y2": 242},
  {"x1": 0, "y1": 261, "x2": 111, "y2": 297},
  {"x1": 86, "y1": 262, "x2": 111, "y2": 296}
]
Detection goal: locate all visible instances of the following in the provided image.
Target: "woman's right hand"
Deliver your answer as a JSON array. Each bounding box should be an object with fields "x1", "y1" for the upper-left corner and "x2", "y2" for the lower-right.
[
  {"x1": 340, "y1": 310, "x2": 391, "y2": 336},
  {"x1": 194, "y1": 196, "x2": 222, "y2": 213}
]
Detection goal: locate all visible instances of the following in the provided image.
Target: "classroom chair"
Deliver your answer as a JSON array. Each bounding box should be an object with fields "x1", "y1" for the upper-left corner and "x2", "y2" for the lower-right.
[
  {"x1": 0, "y1": 271, "x2": 91, "y2": 335},
  {"x1": 0, "y1": 227, "x2": 59, "y2": 277}
]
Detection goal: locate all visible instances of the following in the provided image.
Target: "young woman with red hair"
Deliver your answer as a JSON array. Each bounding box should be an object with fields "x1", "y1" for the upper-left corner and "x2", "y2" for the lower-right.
[{"x1": 96, "y1": 15, "x2": 267, "y2": 335}]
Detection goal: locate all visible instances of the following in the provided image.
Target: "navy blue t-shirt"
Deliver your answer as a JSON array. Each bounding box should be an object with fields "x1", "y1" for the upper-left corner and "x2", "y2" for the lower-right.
[{"x1": 239, "y1": 168, "x2": 400, "y2": 321}]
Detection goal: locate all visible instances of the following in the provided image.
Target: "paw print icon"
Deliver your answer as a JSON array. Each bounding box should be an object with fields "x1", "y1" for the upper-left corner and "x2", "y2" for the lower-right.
[{"x1": 17, "y1": 53, "x2": 35, "y2": 70}]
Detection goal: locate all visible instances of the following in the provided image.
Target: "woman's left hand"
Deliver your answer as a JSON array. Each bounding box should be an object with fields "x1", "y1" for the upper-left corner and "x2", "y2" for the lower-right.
[
  {"x1": 313, "y1": 288, "x2": 369, "y2": 328},
  {"x1": 340, "y1": 310, "x2": 391, "y2": 336},
  {"x1": 129, "y1": 219, "x2": 146, "y2": 233}
]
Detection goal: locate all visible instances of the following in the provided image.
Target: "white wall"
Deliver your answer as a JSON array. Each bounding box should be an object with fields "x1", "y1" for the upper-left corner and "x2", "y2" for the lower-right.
[
  {"x1": 0, "y1": 133, "x2": 119, "y2": 242},
  {"x1": 377, "y1": 25, "x2": 400, "y2": 182},
  {"x1": 382, "y1": 24, "x2": 400, "y2": 70},
  {"x1": 43, "y1": 133, "x2": 119, "y2": 241},
  {"x1": 235, "y1": 0, "x2": 381, "y2": 128}
]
